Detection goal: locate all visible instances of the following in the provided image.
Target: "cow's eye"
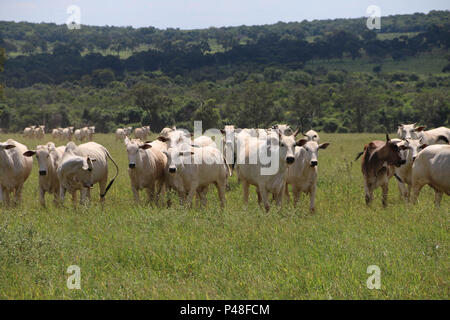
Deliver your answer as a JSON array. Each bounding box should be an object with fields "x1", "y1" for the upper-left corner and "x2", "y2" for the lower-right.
[{"x1": 281, "y1": 143, "x2": 285, "y2": 147}]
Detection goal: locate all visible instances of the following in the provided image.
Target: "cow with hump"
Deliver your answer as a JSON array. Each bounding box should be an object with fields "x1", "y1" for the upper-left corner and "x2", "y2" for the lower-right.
[
  {"x1": 0, "y1": 139, "x2": 33, "y2": 206},
  {"x1": 57, "y1": 142, "x2": 118, "y2": 205},
  {"x1": 356, "y1": 134, "x2": 407, "y2": 207},
  {"x1": 124, "y1": 137, "x2": 167, "y2": 204},
  {"x1": 285, "y1": 138, "x2": 330, "y2": 212},
  {"x1": 410, "y1": 144, "x2": 450, "y2": 207},
  {"x1": 23, "y1": 142, "x2": 66, "y2": 207},
  {"x1": 235, "y1": 129, "x2": 301, "y2": 212}
]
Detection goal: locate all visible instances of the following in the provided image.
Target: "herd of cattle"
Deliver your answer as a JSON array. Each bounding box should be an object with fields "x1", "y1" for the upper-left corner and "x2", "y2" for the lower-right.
[{"x1": 0, "y1": 123, "x2": 448, "y2": 210}]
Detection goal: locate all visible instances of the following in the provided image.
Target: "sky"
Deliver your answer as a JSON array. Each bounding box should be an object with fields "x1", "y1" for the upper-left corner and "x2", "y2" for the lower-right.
[{"x1": 0, "y1": 0, "x2": 449, "y2": 29}]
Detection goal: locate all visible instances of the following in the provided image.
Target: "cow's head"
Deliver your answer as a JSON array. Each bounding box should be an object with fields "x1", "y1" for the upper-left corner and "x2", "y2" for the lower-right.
[
  {"x1": 382, "y1": 134, "x2": 408, "y2": 167},
  {"x1": 23, "y1": 143, "x2": 59, "y2": 175},
  {"x1": 296, "y1": 139, "x2": 330, "y2": 167},
  {"x1": 163, "y1": 146, "x2": 194, "y2": 174},
  {"x1": 304, "y1": 130, "x2": 320, "y2": 142},
  {"x1": 276, "y1": 131, "x2": 301, "y2": 165},
  {"x1": 124, "y1": 137, "x2": 152, "y2": 169},
  {"x1": 159, "y1": 130, "x2": 191, "y2": 149},
  {"x1": 397, "y1": 124, "x2": 426, "y2": 140},
  {"x1": 398, "y1": 138, "x2": 428, "y2": 162}
]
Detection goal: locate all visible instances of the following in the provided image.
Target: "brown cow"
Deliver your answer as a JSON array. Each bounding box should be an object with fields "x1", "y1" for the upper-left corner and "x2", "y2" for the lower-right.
[{"x1": 356, "y1": 134, "x2": 407, "y2": 207}]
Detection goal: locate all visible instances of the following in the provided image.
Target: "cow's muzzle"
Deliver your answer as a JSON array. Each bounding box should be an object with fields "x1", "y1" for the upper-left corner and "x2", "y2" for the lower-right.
[
  {"x1": 396, "y1": 159, "x2": 407, "y2": 167},
  {"x1": 169, "y1": 167, "x2": 176, "y2": 174},
  {"x1": 286, "y1": 157, "x2": 295, "y2": 164},
  {"x1": 310, "y1": 161, "x2": 318, "y2": 167},
  {"x1": 39, "y1": 170, "x2": 47, "y2": 176},
  {"x1": 129, "y1": 163, "x2": 136, "y2": 169}
]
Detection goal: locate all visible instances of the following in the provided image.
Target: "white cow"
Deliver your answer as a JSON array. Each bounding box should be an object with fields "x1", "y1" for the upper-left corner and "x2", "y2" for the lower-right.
[
  {"x1": 115, "y1": 128, "x2": 127, "y2": 142},
  {"x1": 410, "y1": 144, "x2": 450, "y2": 207},
  {"x1": 23, "y1": 142, "x2": 65, "y2": 207},
  {"x1": 160, "y1": 126, "x2": 176, "y2": 138},
  {"x1": 235, "y1": 131, "x2": 299, "y2": 212},
  {"x1": 158, "y1": 129, "x2": 192, "y2": 149},
  {"x1": 271, "y1": 124, "x2": 293, "y2": 136},
  {"x1": 57, "y1": 142, "x2": 119, "y2": 205},
  {"x1": 398, "y1": 124, "x2": 449, "y2": 144},
  {"x1": 74, "y1": 129, "x2": 83, "y2": 142},
  {"x1": 285, "y1": 139, "x2": 330, "y2": 212},
  {"x1": 125, "y1": 137, "x2": 167, "y2": 204},
  {"x1": 87, "y1": 126, "x2": 95, "y2": 141},
  {"x1": 193, "y1": 135, "x2": 217, "y2": 148},
  {"x1": 34, "y1": 125, "x2": 45, "y2": 140},
  {"x1": 0, "y1": 139, "x2": 33, "y2": 205},
  {"x1": 62, "y1": 127, "x2": 74, "y2": 141},
  {"x1": 163, "y1": 145, "x2": 230, "y2": 207},
  {"x1": 303, "y1": 130, "x2": 320, "y2": 143},
  {"x1": 52, "y1": 128, "x2": 63, "y2": 140},
  {"x1": 23, "y1": 126, "x2": 36, "y2": 138},
  {"x1": 135, "y1": 126, "x2": 150, "y2": 140},
  {"x1": 391, "y1": 138, "x2": 427, "y2": 202}
]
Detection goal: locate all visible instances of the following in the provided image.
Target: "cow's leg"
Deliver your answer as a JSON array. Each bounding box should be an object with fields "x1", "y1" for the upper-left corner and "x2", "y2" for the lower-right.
[
  {"x1": 258, "y1": 186, "x2": 270, "y2": 212},
  {"x1": 186, "y1": 183, "x2": 198, "y2": 208},
  {"x1": 146, "y1": 183, "x2": 155, "y2": 204},
  {"x1": 39, "y1": 187, "x2": 46, "y2": 207},
  {"x1": 364, "y1": 179, "x2": 373, "y2": 206},
  {"x1": 309, "y1": 184, "x2": 317, "y2": 213},
  {"x1": 409, "y1": 182, "x2": 424, "y2": 205},
  {"x1": 292, "y1": 186, "x2": 301, "y2": 207},
  {"x1": 284, "y1": 183, "x2": 290, "y2": 204},
  {"x1": 381, "y1": 181, "x2": 389, "y2": 208},
  {"x1": 275, "y1": 184, "x2": 285, "y2": 207},
  {"x1": 216, "y1": 180, "x2": 226, "y2": 208},
  {"x1": 397, "y1": 180, "x2": 409, "y2": 202},
  {"x1": 132, "y1": 186, "x2": 140, "y2": 204},
  {"x1": 80, "y1": 188, "x2": 89, "y2": 205},
  {"x1": 434, "y1": 191, "x2": 443, "y2": 208},
  {"x1": 197, "y1": 186, "x2": 208, "y2": 207},
  {"x1": 15, "y1": 184, "x2": 24, "y2": 205},
  {"x1": 242, "y1": 179, "x2": 249, "y2": 208},
  {"x1": 2, "y1": 187, "x2": 10, "y2": 206},
  {"x1": 71, "y1": 191, "x2": 77, "y2": 206},
  {"x1": 59, "y1": 186, "x2": 65, "y2": 203}
]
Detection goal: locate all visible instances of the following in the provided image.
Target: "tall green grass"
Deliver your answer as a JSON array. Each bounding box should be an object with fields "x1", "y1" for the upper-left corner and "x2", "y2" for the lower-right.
[{"x1": 0, "y1": 133, "x2": 448, "y2": 299}]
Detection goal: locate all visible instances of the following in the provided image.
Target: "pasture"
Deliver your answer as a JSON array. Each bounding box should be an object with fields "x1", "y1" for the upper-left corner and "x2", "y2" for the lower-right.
[{"x1": 0, "y1": 133, "x2": 448, "y2": 299}]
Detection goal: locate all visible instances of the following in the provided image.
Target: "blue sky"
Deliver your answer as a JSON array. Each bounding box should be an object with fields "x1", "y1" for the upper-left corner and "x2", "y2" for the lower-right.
[{"x1": 0, "y1": 0, "x2": 449, "y2": 29}]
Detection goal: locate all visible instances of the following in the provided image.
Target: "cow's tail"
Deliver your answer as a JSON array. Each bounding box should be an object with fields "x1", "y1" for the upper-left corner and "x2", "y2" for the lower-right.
[
  {"x1": 223, "y1": 154, "x2": 232, "y2": 177},
  {"x1": 355, "y1": 151, "x2": 364, "y2": 161},
  {"x1": 101, "y1": 149, "x2": 119, "y2": 198},
  {"x1": 437, "y1": 135, "x2": 449, "y2": 144}
]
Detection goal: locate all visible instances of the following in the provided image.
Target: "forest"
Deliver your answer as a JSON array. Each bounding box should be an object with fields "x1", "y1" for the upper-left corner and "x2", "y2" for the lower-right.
[{"x1": 0, "y1": 10, "x2": 449, "y2": 133}]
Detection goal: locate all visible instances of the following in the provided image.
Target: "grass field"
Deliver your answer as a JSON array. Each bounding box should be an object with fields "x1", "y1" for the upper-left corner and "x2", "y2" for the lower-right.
[{"x1": 0, "y1": 133, "x2": 448, "y2": 299}]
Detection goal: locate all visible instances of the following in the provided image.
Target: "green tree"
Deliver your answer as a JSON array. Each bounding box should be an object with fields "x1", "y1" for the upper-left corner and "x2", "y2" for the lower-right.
[{"x1": 193, "y1": 99, "x2": 221, "y2": 129}]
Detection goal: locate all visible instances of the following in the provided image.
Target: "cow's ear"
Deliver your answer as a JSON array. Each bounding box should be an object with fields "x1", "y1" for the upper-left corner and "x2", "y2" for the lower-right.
[
  {"x1": 415, "y1": 126, "x2": 426, "y2": 132},
  {"x1": 319, "y1": 143, "x2": 330, "y2": 149},
  {"x1": 220, "y1": 129, "x2": 225, "y2": 134},
  {"x1": 157, "y1": 136, "x2": 168, "y2": 142},
  {"x1": 23, "y1": 150, "x2": 36, "y2": 157},
  {"x1": 296, "y1": 139, "x2": 307, "y2": 146},
  {"x1": 3, "y1": 144, "x2": 16, "y2": 150},
  {"x1": 139, "y1": 144, "x2": 152, "y2": 150},
  {"x1": 399, "y1": 145, "x2": 408, "y2": 150}
]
